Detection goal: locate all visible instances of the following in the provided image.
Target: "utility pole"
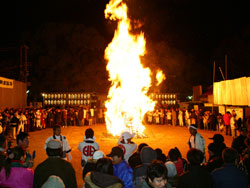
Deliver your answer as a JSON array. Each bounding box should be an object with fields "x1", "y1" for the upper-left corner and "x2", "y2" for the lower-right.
[
  {"x1": 19, "y1": 45, "x2": 29, "y2": 83},
  {"x1": 212, "y1": 61, "x2": 215, "y2": 113}
]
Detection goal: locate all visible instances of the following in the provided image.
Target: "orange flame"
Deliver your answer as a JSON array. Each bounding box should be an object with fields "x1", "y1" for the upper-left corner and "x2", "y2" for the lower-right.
[{"x1": 104, "y1": 0, "x2": 164, "y2": 136}]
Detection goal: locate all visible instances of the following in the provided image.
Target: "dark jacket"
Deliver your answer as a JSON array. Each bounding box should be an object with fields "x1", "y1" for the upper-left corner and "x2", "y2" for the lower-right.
[
  {"x1": 33, "y1": 157, "x2": 77, "y2": 188},
  {"x1": 212, "y1": 163, "x2": 248, "y2": 188},
  {"x1": 204, "y1": 156, "x2": 224, "y2": 173},
  {"x1": 84, "y1": 171, "x2": 123, "y2": 188},
  {"x1": 177, "y1": 165, "x2": 213, "y2": 188}
]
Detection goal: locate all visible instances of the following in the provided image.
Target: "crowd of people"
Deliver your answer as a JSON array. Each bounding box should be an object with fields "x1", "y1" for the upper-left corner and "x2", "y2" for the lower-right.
[
  {"x1": 0, "y1": 119, "x2": 250, "y2": 188},
  {"x1": 1, "y1": 106, "x2": 250, "y2": 141},
  {"x1": 1, "y1": 105, "x2": 250, "y2": 187},
  {"x1": 0, "y1": 106, "x2": 105, "y2": 138}
]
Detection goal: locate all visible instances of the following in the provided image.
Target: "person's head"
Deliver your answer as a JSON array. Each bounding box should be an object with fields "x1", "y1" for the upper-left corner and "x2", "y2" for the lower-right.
[
  {"x1": 222, "y1": 148, "x2": 238, "y2": 164},
  {"x1": 137, "y1": 143, "x2": 148, "y2": 153},
  {"x1": 53, "y1": 125, "x2": 61, "y2": 136},
  {"x1": 8, "y1": 146, "x2": 25, "y2": 161},
  {"x1": 107, "y1": 146, "x2": 124, "y2": 164},
  {"x1": 120, "y1": 132, "x2": 135, "y2": 144},
  {"x1": 140, "y1": 146, "x2": 157, "y2": 164},
  {"x1": 188, "y1": 124, "x2": 197, "y2": 136},
  {"x1": 46, "y1": 139, "x2": 62, "y2": 157},
  {"x1": 209, "y1": 134, "x2": 224, "y2": 144},
  {"x1": 85, "y1": 128, "x2": 94, "y2": 139},
  {"x1": 96, "y1": 157, "x2": 113, "y2": 175},
  {"x1": 187, "y1": 148, "x2": 204, "y2": 166},
  {"x1": 0, "y1": 134, "x2": 6, "y2": 149},
  {"x1": 241, "y1": 128, "x2": 248, "y2": 137},
  {"x1": 168, "y1": 148, "x2": 179, "y2": 162},
  {"x1": 16, "y1": 132, "x2": 29, "y2": 149},
  {"x1": 146, "y1": 160, "x2": 168, "y2": 188}
]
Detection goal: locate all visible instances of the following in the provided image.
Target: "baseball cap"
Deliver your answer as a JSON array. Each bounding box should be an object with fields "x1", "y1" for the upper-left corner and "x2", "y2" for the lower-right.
[
  {"x1": 47, "y1": 139, "x2": 62, "y2": 149},
  {"x1": 209, "y1": 134, "x2": 224, "y2": 144},
  {"x1": 93, "y1": 150, "x2": 105, "y2": 160},
  {"x1": 107, "y1": 146, "x2": 124, "y2": 157},
  {"x1": 188, "y1": 124, "x2": 197, "y2": 130},
  {"x1": 121, "y1": 132, "x2": 136, "y2": 140}
]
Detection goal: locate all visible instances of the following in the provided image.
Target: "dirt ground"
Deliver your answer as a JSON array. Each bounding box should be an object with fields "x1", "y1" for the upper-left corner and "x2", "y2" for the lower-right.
[{"x1": 27, "y1": 123, "x2": 233, "y2": 188}]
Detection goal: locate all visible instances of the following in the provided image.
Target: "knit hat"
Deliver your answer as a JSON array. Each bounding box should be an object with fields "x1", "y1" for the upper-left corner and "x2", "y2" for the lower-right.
[
  {"x1": 140, "y1": 146, "x2": 157, "y2": 163},
  {"x1": 93, "y1": 150, "x2": 104, "y2": 160},
  {"x1": 165, "y1": 161, "x2": 177, "y2": 177},
  {"x1": 41, "y1": 175, "x2": 65, "y2": 188},
  {"x1": 47, "y1": 139, "x2": 62, "y2": 149}
]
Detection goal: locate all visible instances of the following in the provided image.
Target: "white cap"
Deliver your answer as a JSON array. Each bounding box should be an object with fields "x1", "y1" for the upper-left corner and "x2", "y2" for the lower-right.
[
  {"x1": 121, "y1": 132, "x2": 135, "y2": 140},
  {"x1": 93, "y1": 150, "x2": 104, "y2": 160}
]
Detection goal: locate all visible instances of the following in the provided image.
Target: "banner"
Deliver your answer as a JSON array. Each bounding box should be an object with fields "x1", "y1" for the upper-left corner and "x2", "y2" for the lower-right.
[
  {"x1": 214, "y1": 77, "x2": 250, "y2": 106},
  {"x1": 0, "y1": 77, "x2": 14, "y2": 89}
]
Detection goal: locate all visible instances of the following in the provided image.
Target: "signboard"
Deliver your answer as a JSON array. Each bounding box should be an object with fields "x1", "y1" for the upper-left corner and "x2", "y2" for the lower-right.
[{"x1": 0, "y1": 77, "x2": 13, "y2": 89}]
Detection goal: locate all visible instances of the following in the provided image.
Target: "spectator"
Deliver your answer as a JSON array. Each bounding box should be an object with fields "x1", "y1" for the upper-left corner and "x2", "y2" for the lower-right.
[
  {"x1": 0, "y1": 146, "x2": 34, "y2": 188},
  {"x1": 165, "y1": 161, "x2": 177, "y2": 187},
  {"x1": 34, "y1": 139, "x2": 77, "y2": 188},
  {"x1": 155, "y1": 148, "x2": 167, "y2": 163},
  {"x1": 204, "y1": 143, "x2": 224, "y2": 173},
  {"x1": 167, "y1": 148, "x2": 185, "y2": 176},
  {"x1": 82, "y1": 150, "x2": 104, "y2": 179},
  {"x1": 16, "y1": 132, "x2": 35, "y2": 168},
  {"x1": 107, "y1": 146, "x2": 133, "y2": 188},
  {"x1": 118, "y1": 132, "x2": 137, "y2": 162},
  {"x1": 232, "y1": 128, "x2": 248, "y2": 156},
  {"x1": 212, "y1": 148, "x2": 248, "y2": 188},
  {"x1": 84, "y1": 157, "x2": 123, "y2": 188},
  {"x1": 177, "y1": 148, "x2": 213, "y2": 188},
  {"x1": 44, "y1": 125, "x2": 72, "y2": 162},
  {"x1": 0, "y1": 134, "x2": 7, "y2": 172},
  {"x1": 141, "y1": 160, "x2": 171, "y2": 188},
  {"x1": 133, "y1": 146, "x2": 157, "y2": 188},
  {"x1": 188, "y1": 124, "x2": 205, "y2": 162},
  {"x1": 128, "y1": 143, "x2": 148, "y2": 169},
  {"x1": 78, "y1": 128, "x2": 99, "y2": 168},
  {"x1": 223, "y1": 111, "x2": 231, "y2": 135}
]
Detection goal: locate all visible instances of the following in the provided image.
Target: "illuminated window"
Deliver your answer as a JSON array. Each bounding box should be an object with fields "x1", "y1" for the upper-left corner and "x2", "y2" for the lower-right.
[
  {"x1": 81, "y1": 94, "x2": 83, "y2": 98},
  {"x1": 87, "y1": 94, "x2": 90, "y2": 98},
  {"x1": 81, "y1": 100, "x2": 83, "y2": 104},
  {"x1": 44, "y1": 100, "x2": 47, "y2": 105}
]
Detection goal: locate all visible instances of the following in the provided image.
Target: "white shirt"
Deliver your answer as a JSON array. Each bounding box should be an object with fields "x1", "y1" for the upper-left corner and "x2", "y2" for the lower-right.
[
  {"x1": 78, "y1": 138, "x2": 99, "y2": 162},
  {"x1": 118, "y1": 138, "x2": 137, "y2": 162}
]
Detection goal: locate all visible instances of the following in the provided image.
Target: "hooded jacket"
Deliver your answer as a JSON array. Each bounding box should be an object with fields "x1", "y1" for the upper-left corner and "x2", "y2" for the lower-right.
[
  {"x1": 133, "y1": 147, "x2": 157, "y2": 188},
  {"x1": 84, "y1": 171, "x2": 123, "y2": 188}
]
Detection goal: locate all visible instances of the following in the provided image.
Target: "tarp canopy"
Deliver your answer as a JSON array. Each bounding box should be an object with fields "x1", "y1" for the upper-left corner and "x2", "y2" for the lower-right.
[{"x1": 214, "y1": 77, "x2": 250, "y2": 106}]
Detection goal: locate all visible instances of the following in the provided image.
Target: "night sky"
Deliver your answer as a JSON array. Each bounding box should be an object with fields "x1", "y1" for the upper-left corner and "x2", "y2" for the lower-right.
[{"x1": 1, "y1": 0, "x2": 250, "y2": 99}]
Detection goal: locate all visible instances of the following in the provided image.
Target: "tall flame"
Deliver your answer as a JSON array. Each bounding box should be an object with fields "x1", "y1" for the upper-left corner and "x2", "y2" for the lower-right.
[{"x1": 104, "y1": 0, "x2": 164, "y2": 136}]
